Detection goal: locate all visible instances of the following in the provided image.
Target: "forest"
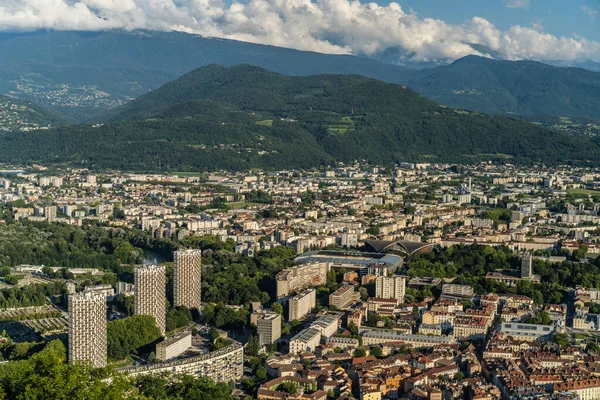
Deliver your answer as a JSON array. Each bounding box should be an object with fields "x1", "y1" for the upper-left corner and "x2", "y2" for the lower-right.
[{"x1": 0, "y1": 65, "x2": 597, "y2": 172}]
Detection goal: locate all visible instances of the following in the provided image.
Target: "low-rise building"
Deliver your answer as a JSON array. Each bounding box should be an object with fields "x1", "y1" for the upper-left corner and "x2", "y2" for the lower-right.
[
  {"x1": 289, "y1": 328, "x2": 321, "y2": 354},
  {"x1": 499, "y1": 322, "x2": 554, "y2": 342},
  {"x1": 156, "y1": 331, "x2": 192, "y2": 361}
]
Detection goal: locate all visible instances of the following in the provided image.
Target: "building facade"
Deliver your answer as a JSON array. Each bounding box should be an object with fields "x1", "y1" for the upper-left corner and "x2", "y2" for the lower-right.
[
  {"x1": 289, "y1": 328, "x2": 321, "y2": 354},
  {"x1": 173, "y1": 249, "x2": 202, "y2": 310},
  {"x1": 156, "y1": 331, "x2": 192, "y2": 361},
  {"x1": 289, "y1": 288, "x2": 316, "y2": 321},
  {"x1": 68, "y1": 291, "x2": 107, "y2": 368},
  {"x1": 121, "y1": 342, "x2": 244, "y2": 382},
  {"x1": 375, "y1": 275, "x2": 406, "y2": 303},
  {"x1": 135, "y1": 264, "x2": 167, "y2": 335},
  {"x1": 441, "y1": 284, "x2": 474, "y2": 298},
  {"x1": 276, "y1": 262, "x2": 328, "y2": 298},
  {"x1": 521, "y1": 252, "x2": 533, "y2": 279},
  {"x1": 310, "y1": 314, "x2": 339, "y2": 338},
  {"x1": 257, "y1": 312, "x2": 282, "y2": 346},
  {"x1": 329, "y1": 285, "x2": 360, "y2": 309}
]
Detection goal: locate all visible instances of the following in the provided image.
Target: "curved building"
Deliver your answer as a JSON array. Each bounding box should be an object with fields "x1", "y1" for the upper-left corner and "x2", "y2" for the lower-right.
[{"x1": 363, "y1": 239, "x2": 435, "y2": 257}]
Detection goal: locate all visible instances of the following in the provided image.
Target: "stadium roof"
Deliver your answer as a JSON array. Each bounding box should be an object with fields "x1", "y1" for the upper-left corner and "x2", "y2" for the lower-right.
[
  {"x1": 363, "y1": 239, "x2": 434, "y2": 256},
  {"x1": 294, "y1": 250, "x2": 402, "y2": 268}
]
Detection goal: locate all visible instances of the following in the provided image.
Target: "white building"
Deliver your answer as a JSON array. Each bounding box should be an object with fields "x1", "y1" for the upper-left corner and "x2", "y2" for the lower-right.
[
  {"x1": 375, "y1": 275, "x2": 406, "y2": 303},
  {"x1": 156, "y1": 331, "x2": 192, "y2": 361},
  {"x1": 289, "y1": 328, "x2": 321, "y2": 354}
]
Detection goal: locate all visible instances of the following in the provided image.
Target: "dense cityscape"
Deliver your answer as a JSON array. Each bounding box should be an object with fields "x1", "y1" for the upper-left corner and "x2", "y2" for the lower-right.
[
  {"x1": 0, "y1": 162, "x2": 598, "y2": 398},
  {"x1": 0, "y1": 1, "x2": 600, "y2": 399}
]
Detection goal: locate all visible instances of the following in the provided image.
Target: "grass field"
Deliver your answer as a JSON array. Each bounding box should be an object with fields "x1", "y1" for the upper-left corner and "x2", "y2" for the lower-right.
[
  {"x1": 327, "y1": 116, "x2": 355, "y2": 135},
  {"x1": 227, "y1": 201, "x2": 262, "y2": 210},
  {"x1": 256, "y1": 119, "x2": 273, "y2": 127}
]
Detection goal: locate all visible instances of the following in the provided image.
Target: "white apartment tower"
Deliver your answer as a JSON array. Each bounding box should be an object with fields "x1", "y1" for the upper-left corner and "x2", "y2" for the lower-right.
[
  {"x1": 68, "y1": 291, "x2": 107, "y2": 368},
  {"x1": 173, "y1": 249, "x2": 202, "y2": 310},
  {"x1": 289, "y1": 288, "x2": 317, "y2": 321},
  {"x1": 135, "y1": 264, "x2": 167, "y2": 335},
  {"x1": 375, "y1": 275, "x2": 406, "y2": 303}
]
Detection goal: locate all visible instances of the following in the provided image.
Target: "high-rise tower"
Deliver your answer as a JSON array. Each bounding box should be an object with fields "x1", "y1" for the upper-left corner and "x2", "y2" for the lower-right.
[
  {"x1": 173, "y1": 249, "x2": 202, "y2": 310},
  {"x1": 68, "y1": 291, "x2": 107, "y2": 368},
  {"x1": 135, "y1": 264, "x2": 166, "y2": 335},
  {"x1": 521, "y1": 252, "x2": 533, "y2": 279}
]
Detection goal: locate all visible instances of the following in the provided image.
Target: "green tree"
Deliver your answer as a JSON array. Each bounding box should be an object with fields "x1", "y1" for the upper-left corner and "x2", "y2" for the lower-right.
[
  {"x1": 246, "y1": 335, "x2": 260, "y2": 357},
  {"x1": 371, "y1": 346, "x2": 383, "y2": 358},
  {"x1": 587, "y1": 342, "x2": 600, "y2": 352},
  {"x1": 107, "y1": 315, "x2": 162, "y2": 361},
  {"x1": 272, "y1": 302, "x2": 283, "y2": 315},
  {"x1": 354, "y1": 348, "x2": 367, "y2": 357},
  {"x1": 553, "y1": 333, "x2": 570, "y2": 348}
]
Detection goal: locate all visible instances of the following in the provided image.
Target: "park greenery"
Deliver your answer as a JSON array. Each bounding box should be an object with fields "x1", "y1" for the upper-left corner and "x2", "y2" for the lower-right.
[
  {"x1": 0, "y1": 339, "x2": 234, "y2": 399},
  {"x1": 407, "y1": 244, "x2": 600, "y2": 304},
  {"x1": 107, "y1": 315, "x2": 162, "y2": 362}
]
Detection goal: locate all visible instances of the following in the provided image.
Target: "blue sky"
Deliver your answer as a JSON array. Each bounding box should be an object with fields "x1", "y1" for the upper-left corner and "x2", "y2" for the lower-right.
[{"x1": 378, "y1": 0, "x2": 600, "y2": 41}]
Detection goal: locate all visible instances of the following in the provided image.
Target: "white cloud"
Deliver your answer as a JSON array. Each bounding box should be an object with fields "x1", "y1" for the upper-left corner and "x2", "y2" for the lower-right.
[
  {"x1": 503, "y1": 0, "x2": 531, "y2": 9},
  {"x1": 0, "y1": 0, "x2": 599, "y2": 63},
  {"x1": 583, "y1": 6, "x2": 598, "y2": 22}
]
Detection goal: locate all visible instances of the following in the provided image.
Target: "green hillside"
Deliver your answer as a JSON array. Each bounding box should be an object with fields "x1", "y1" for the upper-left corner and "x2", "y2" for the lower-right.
[
  {"x1": 0, "y1": 30, "x2": 412, "y2": 120},
  {"x1": 1, "y1": 32, "x2": 600, "y2": 122},
  {"x1": 406, "y1": 56, "x2": 600, "y2": 120},
  {"x1": 0, "y1": 64, "x2": 596, "y2": 171},
  {"x1": 0, "y1": 94, "x2": 64, "y2": 132}
]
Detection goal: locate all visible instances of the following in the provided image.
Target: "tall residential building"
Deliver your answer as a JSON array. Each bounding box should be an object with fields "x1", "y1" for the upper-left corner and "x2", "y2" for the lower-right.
[
  {"x1": 44, "y1": 205, "x2": 57, "y2": 222},
  {"x1": 135, "y1": 264, "x2": 166, "y2": 335},
  {"x1": 288, "y1": 288, "x2": 316, "y2": 321},
  {"x1": 68, "y1": 291, "x2": 107, "y2": 368},
  {"x1": 256, "y1": 312, "x2": 282, "y2": 346},
  {"x1": 375, "y1": 275, "x2": 406, "y2": 303},
  {"x1": 521, "y1": 252, "x2": 533, "y2": 279},
  {"x1": 173, "y1": 249, "x2": 202, "y2": 310}
]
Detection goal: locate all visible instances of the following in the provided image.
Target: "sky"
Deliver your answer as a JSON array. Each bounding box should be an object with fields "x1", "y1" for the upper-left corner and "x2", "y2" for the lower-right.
[{"x1": 0, "y1": 0, "x2": 599, "y2": 63}]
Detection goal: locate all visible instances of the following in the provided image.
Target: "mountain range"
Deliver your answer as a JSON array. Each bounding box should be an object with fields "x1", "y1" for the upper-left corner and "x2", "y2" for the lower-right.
[
  {"x1": 0, "y1": 64, "x2": 596, "y2": 171},
  {"x1": 0, "y1": 30, "x2": 599, "y2": 122}
]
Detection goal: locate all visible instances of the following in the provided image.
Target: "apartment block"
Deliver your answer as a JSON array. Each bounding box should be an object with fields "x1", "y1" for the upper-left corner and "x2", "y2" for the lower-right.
[
  {"x1": 135, "y1": 264, "x2": 166, "y2": 335},
  {"x1": 68, "y1": 291, "x2": 107, "y2": 368},
  {"x1": 122, "y1": 342, "x2": 244, "y2": 382},
  {"x1": 173, "y1": 249, "x2": 202, "y2": 310},
  {"x1": 375, "y1": 275, "x2": 406, "y2": 303},
  {"x1": 521, "y1": 252, "x2": 533, "y2": 279},
  {"x1": 256, "y1": 312, "x2": 282, "y2": 346},
  {"x1": 310, "y1": 314, "x2": 339, "y2": 338},
  {"x1": 329, "y1": 285, "x2": 360, "y2": 309},
  {"x1": 156, "y1": 331, "x2": 192, "y2": 361},
  {"x1": 441, "y1": 284, "x2": 474, "y2": 298},
  {"x1": 288, "y1": 288, "x2": 316, "y2": 321},
  {"x1": 276, "y1": 262, "x2": 328, "y2": 298}
]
